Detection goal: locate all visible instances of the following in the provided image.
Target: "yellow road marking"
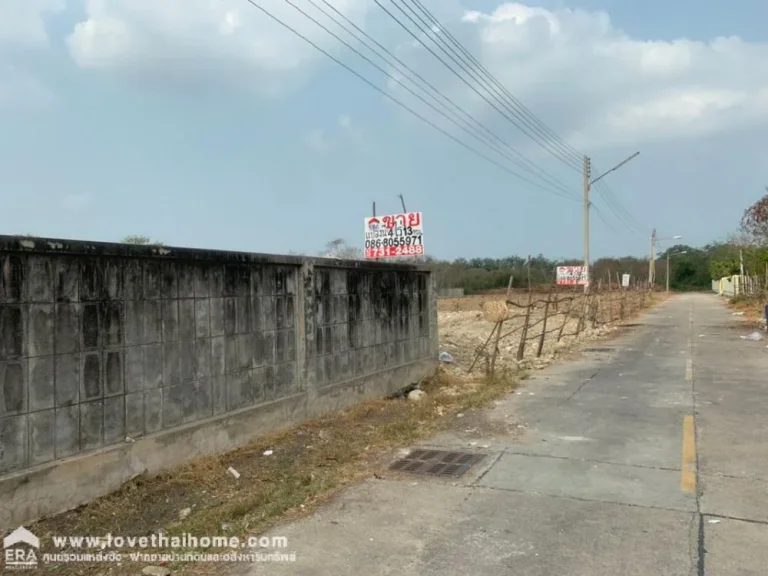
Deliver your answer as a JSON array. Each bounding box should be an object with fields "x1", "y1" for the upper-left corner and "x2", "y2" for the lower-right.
[
  {"x1": 685, "y1": 359, "x2": 693, "y2": 381},
  {"x1": 681, "y1": 415, "x2": 697, "y2": 493}
]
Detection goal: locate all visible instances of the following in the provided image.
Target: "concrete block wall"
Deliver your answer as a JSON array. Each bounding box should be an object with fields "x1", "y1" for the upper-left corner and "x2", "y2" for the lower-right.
[
  {"x1": 310, "y1": 267, "x2": 433, "y2": 389},
  {"x1": 0, "y1": 236, "x2": 437, "y2": 523},
  {"x1": 0, "y1": 251, "x2": 302, "y2": 475}
]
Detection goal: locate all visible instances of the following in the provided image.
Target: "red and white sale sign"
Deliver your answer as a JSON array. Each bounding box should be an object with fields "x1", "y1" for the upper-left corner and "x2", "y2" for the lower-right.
[
  {"x1": 556, "y1": 266, "x2": 589, "y2": 286},
  {"x1": 364, "y1": 212, "x2": 424, "y2": 259}
]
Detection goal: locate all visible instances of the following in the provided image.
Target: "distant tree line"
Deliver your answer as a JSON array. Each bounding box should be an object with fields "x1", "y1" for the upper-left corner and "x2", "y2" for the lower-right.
[
  {"x1": 312, "y1": 240, "x2": 727, "y2": 294},
  {"x1": 120, "y1": 187, "x2": 768, "y2": 296},
  {"x1": 426, "y1": 242, "x2": 768, "y2": 295},
  {"x1": 426, "y1": 191, "x2": 768, "y2": 294}
]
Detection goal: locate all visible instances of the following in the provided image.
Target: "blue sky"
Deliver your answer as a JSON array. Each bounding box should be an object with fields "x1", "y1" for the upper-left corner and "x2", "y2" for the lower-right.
[{"x1": 1, "y1": 0, "x2": 767, "y2": 261}]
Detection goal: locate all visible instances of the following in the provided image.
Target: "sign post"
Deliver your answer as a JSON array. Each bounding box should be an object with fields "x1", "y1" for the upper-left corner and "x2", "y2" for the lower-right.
[{"x1": 622, "y1": 273, "x2": 630, "y2": 288}]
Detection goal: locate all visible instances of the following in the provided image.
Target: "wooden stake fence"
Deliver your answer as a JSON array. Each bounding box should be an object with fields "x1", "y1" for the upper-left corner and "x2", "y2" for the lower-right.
[{"x1": 468, "y1": 282, "x2": 653, "y2": 377}]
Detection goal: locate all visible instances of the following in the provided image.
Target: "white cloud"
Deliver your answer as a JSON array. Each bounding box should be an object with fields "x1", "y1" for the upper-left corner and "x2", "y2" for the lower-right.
[
  {"x1": 0, "y1": 0, "x2": 63, "y2": 47},
  {"x1": 389, "y1": 3, "x2": 768, "y2": 148},
  {"x1": 305, "y1": 129, "x2": 331, "y2": 153},
  {"x1": 0, "y1": 0, "x2": 63, "y2": 107},
  {"x1": 338, "y1": 113, "x2": 364, "y2": 142},
  {"x1": 66, "y1": 0, "x2": 370, "y2": 91},
  {"x1": 58, "y1": 0, "x2": 768, "y2": 147},
  {"x1": 305, "y1": 114, "x2": 365, "y2": 153}
]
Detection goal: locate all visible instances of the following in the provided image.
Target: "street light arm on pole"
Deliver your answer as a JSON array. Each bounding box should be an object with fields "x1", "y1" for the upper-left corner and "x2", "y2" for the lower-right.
[
  {"x1": 589, "y1": 151, "x2": 640, "y2": 187},
  {"x1": 665, "y1": 250, "x2": 688, "y2": 293}
]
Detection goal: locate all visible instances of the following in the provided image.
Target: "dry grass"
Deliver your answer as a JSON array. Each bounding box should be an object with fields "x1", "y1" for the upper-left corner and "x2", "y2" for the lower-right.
[
  {"x1": 438, "y1": 290, "x2": 658, "y2": 376},
  {"x1": 29, "y1": 290, "x2": 665, "y2": 576},
  {"x1": 726, "y1": 295, "x2": 768, "y2": 335},
  {"x1": 729, "y1": 294, "x2": 767, "y2": 321},
  {"x1": 32, "y1": 369, "x2": 519, "y2": 575}
]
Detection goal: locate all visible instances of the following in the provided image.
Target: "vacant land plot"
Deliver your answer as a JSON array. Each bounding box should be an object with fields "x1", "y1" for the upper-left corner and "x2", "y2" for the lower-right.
[
  {"x1": 25, "y1": 288, "x2": 660, "y2": 576},
  {"x1": 438, "y1": 289, "x2": 654, "y2": 375}
]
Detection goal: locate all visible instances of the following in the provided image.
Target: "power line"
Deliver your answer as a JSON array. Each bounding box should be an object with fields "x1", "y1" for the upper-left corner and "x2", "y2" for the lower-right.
[
  {"x1": 396, "y1": 2, "x2": 650, "y2": 244},
  {"x1": 404, "y1": 0, "x2": 584, "y2": 168},
  {"x1": 242, "y1": 0, "x2": 580, "y2": 201},
  {"x1": 591, "y1": 203, "x2": 621, "y2": 235},
  {"x1": 592, "y1": 178, "x2": 648, "y2": 236},
  {"x1": 408, "y1": 0, "x2": 585, "y2": 167},
  {"x1": 594, "y1": 187, "x2": 644, "y2": 236},
  {"x1": 289, "y1": 0, "x2": 578, "y2": 199},
  {"x1": 305, "y1": 0, "x2": 580, "y2": 199},
  {"x1": 379, "y1": 0, "x2": 583, "y2": 172}
]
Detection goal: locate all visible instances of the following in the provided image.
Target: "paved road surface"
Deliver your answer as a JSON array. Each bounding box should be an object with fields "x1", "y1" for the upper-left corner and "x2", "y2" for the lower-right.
[{"x1": 238, "y1": 294, "x2": 768, "y2": 575}]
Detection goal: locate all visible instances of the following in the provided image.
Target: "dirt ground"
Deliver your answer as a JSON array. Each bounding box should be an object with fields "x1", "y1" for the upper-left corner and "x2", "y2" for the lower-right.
[
  {"x1": 728, "y1": 294, "x2": 768, "y2": 322},
  {"x1": 437, "y1": 290, "x2": 652, "y2": 376},
  {"x1": 24, "y1": 290, "x2": 659, "y2": 576}
]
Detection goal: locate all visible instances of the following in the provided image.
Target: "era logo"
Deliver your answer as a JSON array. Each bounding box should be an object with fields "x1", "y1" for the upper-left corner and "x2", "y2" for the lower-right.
[{"x1": 3, "y1": 527, "x2": 39, "y2": 570}]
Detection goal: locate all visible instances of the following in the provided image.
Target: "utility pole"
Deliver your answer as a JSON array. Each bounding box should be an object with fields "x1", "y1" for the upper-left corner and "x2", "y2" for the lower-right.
[
  {"x1": 740, "y1": 249, "x2": 745, "y2": 276},
  {"x1": 583, "y1": 155, "x2": 591, "y2": 291},
  {"x1": 581, "y1": 151, "x2": 639, "y2": 292},
  {"x1": 648, "y1": 229, "x2": 656, "y2": 287},
  {"x1": 397, "y1": 194, "x2": 407, "y2": 213},
  {"x1": 666, "y1": 250, "x2": 688, "y2": 293}
]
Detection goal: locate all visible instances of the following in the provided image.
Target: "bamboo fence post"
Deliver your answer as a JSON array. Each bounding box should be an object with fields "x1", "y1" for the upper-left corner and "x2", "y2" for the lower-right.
[
  {"x1": 553, "y1": 267, "x2": 560, "y2": 313},
  {"x1": 517, "y1": 302, "x2": 531, "y2": 361},
  {"x1": 576, "y1": 290, "x2": 588, "y2": 335},
  {"x1": 536, "y1": 283, "x2": 555, "y2": 357},
  {"x1": 607, "y1": 271, "x2": 614, "y2": 323},
  {"x1": 616, "y1": 272, "x2": 625, "y2": 320},
  {"x1": 489, "y1": 326, "x2": 501, "y2": 377},
  {"x1": 516, "y1": 259, "x2": 533, "y2": 361},
  {"x1": 557, "y1": 294, "x2": 575, "y2": 342},
  {"x1": 468, "y1": 321, "x2": 500, "y2": 375},
  {"x1": 593, "y1": 280, "x2": 602, "y2": 327},
  {"x1": 483, "y1": 273, "x2": 517, "y2": 377},
  {"x1": 489, "y1": 318, "x2": 505, "y2": 377}
]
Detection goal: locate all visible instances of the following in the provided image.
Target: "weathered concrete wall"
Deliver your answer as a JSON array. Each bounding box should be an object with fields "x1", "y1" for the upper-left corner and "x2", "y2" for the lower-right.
[
  {"x1": 0, "y1": 236, "x2": 437, "y2": 529},
  {"x1": 438, "y1": 288, "x2": 465, "y2": 298}
]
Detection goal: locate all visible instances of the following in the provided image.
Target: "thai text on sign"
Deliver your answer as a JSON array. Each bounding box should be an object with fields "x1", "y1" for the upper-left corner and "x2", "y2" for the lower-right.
[
  {"x1": 622, "y1": 274, "x2": 630, "y2": 288},
  {"x1": 556, "y1": 266, "x2": 589, "y2": 286},
  {"x1": 364, "y1": 212, "x2": 424, "y2": 259}
]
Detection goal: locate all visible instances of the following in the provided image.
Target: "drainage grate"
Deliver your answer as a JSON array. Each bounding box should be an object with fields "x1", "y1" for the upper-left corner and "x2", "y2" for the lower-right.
[
  {"x1": 389, "y1": 449, "x2": 485, "y2": 479},
  {"x1": 584, "y1": 347, "x2": 612, "y2": 353}
]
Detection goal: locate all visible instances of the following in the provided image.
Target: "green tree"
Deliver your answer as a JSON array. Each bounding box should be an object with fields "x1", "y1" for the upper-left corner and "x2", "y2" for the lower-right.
[
  {"x1": 740, "y1": 191, "x2": 768, "y2": 246},
  {"x1": 121, "y1": 235, "x2": 165, "y2": 246}
]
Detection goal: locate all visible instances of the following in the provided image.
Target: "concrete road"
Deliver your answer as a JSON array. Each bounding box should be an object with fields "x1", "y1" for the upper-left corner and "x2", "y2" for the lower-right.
[{"x1": 237, "y1": 294, "x2": 768, "y2": 575}]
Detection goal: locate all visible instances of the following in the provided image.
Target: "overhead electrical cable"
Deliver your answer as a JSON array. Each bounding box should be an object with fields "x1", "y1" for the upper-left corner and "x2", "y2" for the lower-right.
[
  {"x1": 591, "y1": 203, "x2": 621, "y2": 235},
  {"x1": 408, "y1": 0, "x2": 585, "y2": 166},
  {"x1": 242, "y1": 0, "x2": 581, "y2": 201},
  {"x1": 592, "y1": 179, "x2": 648, "y2": 237},
  {"x1": 378, "y1": 0, "x2": 583, "y2": 172},
  {"x1": 598, "y1": 181, "x2": 648, "y2": 234},
  {"x1": 305, "y1": 0, "x2": 580, "y2": 199}
]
